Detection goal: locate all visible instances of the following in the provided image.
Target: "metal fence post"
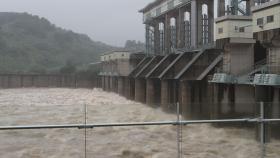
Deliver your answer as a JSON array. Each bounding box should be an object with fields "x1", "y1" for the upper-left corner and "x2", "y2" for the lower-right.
[
  {"x1": 84, "y1": 103, "x2": 87, "y2": 158},
  {"x1": 260, "y1": 102, "x2": 265, "y2": 158},
  {"x1": 176, "y1": 102, "x2": 182, "y2": 158}
]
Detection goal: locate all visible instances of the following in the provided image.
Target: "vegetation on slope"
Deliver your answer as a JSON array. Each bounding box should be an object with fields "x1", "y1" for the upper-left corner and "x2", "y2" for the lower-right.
[
  {"x1": 0, "y1": 12, "x2": 117, "y2": 74},
  {"x1": 124, "y1": 40, "x2": 145, "y2": 52}
]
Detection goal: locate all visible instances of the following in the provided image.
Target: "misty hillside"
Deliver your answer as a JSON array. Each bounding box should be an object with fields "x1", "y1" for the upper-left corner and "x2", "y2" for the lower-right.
[{"x1": 0, "y1": 12, "x2": 118, "y2": 73}]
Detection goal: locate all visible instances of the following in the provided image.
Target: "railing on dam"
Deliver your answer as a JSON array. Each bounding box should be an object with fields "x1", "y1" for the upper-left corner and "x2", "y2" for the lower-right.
[{"x1": 0, "y1": 102, "x2": 279, "y2": 158}]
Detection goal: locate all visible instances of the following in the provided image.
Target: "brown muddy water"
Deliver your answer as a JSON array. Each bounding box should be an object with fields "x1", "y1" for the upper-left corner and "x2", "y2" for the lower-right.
[{"x1": 0, "y1": 88, "x2": 279, "y2": 158}]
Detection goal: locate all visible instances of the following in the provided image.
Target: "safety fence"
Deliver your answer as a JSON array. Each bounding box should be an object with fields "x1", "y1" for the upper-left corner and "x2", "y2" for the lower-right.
[{"x1": 0, "y1": 102, "x2": 279, "y2": 158}]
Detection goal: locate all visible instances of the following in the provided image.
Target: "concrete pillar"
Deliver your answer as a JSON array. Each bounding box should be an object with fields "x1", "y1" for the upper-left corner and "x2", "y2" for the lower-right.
[
  {"x1": 206, "y1": 81, "x2": 215, "y2": 118},
  {"x1": 191, "y1": 0, "x2": 197, "y2": 48},
  {"x1": 117, "y1": 77, "x2": 124, "y2": 96},
  {"x1": 246, "y1": 0, "x2": 256, "y2": 15},
  {"x1": 272, "y1": 88, "x2": 280, "y2": 118},
  {"x1": 174, "y1": 13, "x2": 179, "y2": 49},
  {"x1": 197, "y1": 1, "x2": 203, "y2": 47},
  {"x1": 112, "y1": 77, "x2": 117, "y2": 93},
  {"x1": 170, "y1": 80, "x2": 179, "y2": 107},
  {"x1": 123, "y1": 77, "x2": 128, "y2": 98},
  {"x1": 146, "y1": 79, "x2": 161, "y2": 107},
  {"x1": 228, "y1": 85, "x2": 236, "y2": 116},
  {"x1": 160, "y1": 79, "x2": 178, "y2": 112},
  {"x1": 211, "y1": 84, "x2": 223, "y2": 119},
  {"x1": 145, "y1": 24, "x2": 151, "y2": 54},
  {"x1": 113, "y1": 77, "x2": 117, "y2": 92},
  {"x1": 181, "y1": 81, "x2": 193, "y2": 119},
  {"x1": 146, "y1": 79, "x2": 154, "y2": 106},
  {"x1": 246, "y1": 1, "x2": 251, "y2": 15},
  {"x1": 109, "y1": 76, "x2": 113, "y2": 92},
  {"x1": 114, "y1": 77, "x2": 118, "y2": 92},
  {"x1": 106, "y1": 76, "x2": 110, "y2": 91},
  {"x1": 191, "y1": 83, "x2": 200, "y2": 119},
  {"x1": 101, "y1": 76, "x2": 105, "y2": 90},
  {"x1": 171, "y1": 16, "x2": 178, "y2": 51},
  {"x1": 129, "y1": 78, "x2": 135, "y2": 100},
  {"x1": 207, "y1": 0, "x2": 214, "y2": 43},
  {"x1": 178, "y1": 8, "x2": 185, "y2": 48},
  {"x1": 135, "y1": 78, "x2": 146, "y2": 103},
  {"x1": 98, "y1": 76, "x2": 102, "y2": 88},
  {"x1": 161, "y1": 80, "x2": 169, "y2": 110},
  {"x1": 217, "y1": 0, "x2": 225, "y2": 17},
  {"x1": 154, "y1": 79, "x2": 161, "y2": 106},
  {"x1": 184, "y1": 10, "x2": 191, "y2": 48},
  {"x1": 165, "y1": 14, "x2": 171, "y2": 54},
  {"x1": 103, "y1": 76, "x2": 107, "y2": 91},
  {"x1": 104, "y1": 76, "x2": 108, "y2": 91},
  {"x1": 124, "y1": 77, "x2": 133, "y2": 99},
  {"x1": 154, "y1": 21, "x2": 160, "y2": 55},
  {"x1": 182, "y1": 81, "x2": 212, "y2": 120}
]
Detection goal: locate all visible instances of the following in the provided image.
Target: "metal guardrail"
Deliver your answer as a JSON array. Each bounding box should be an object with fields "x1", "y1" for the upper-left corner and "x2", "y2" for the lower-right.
[
  {"x1": 0, "y1": 102, "x2": 279, "y2": 158},
  {"x1": 0, "y1": 119, "x2": 255, "y2": 130}
]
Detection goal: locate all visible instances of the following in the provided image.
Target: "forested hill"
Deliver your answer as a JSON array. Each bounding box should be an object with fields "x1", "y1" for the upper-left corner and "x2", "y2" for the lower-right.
[{"x1": 0, "y1": 12, "x2": 118, "y2": 73}]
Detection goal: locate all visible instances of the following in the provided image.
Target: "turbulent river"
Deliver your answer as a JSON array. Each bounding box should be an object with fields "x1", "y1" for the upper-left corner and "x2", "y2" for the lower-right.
[{"x1": 0, "y1": 88, "x2": 279, "y2": 158}]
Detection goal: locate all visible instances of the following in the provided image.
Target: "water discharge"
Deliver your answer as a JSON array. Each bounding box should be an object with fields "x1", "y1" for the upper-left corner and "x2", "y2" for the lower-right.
[{"x1": 0, "y1": 88, "x2": 279, "y2": 158}]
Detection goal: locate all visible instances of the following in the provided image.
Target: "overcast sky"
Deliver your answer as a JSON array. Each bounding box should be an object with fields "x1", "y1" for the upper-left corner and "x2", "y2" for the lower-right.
[{"x1": 0, "y1": 0, "x2": 152, "y2": 46}]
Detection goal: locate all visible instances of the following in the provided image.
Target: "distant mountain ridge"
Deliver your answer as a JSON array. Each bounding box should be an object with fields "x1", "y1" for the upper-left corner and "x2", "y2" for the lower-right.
[{"x1": 0, "y1": 12, "x2": 118, "y2": 73}]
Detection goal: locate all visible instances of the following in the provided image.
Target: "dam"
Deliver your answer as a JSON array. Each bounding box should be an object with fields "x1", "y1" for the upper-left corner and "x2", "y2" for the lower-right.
[
  {"x1": 0, "y1": 0, "x2": 280, "y2": 157},
  {"x1": 99, "y1": 0, "x2": 280, "y2": 141}
]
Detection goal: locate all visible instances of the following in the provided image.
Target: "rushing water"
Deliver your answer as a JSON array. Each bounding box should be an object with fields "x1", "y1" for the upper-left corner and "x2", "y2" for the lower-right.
[{"x1": 0, "y1": 88, "x2": 279, "y2": 158}]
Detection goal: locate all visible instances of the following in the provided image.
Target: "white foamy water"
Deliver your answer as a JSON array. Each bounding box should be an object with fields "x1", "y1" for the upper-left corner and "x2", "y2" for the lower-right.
[{"x1": 0, "y1": 88, "x2": 279, "y2": 158}]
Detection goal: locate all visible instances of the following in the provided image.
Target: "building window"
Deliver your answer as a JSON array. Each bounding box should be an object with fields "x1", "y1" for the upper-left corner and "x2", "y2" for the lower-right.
[
  {"x1": 267, "y1": 15, "x2": 274, "y2": 23},
  {"x1": 218, "y1": 28, "x2": 223, "y2": 34},
  {"x1": 257, "y1": 18, "x2": 264, "y2": 25},
  {"x1": 239, "y1": 27, "x2": 245, "y2": 32}
]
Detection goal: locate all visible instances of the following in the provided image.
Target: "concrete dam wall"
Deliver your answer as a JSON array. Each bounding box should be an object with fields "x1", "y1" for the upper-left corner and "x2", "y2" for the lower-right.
[{"x1": 0, "y1": 74, "x2": 99, "y2": 89}]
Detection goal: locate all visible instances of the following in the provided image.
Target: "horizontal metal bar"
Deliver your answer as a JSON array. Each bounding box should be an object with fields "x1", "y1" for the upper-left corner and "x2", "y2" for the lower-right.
[
  {"x1": 263, "y1": 119, "x2": 280, "y2": 122},
  {"x1": 0, "y1": 124, "x2": 84, "y2": 130},
  {"x1": 1, "y1": 118, "x2": 280, "y2": 131},
  {"x1": 0, "y1": 119, "x2": 249, "y2": 130}
]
